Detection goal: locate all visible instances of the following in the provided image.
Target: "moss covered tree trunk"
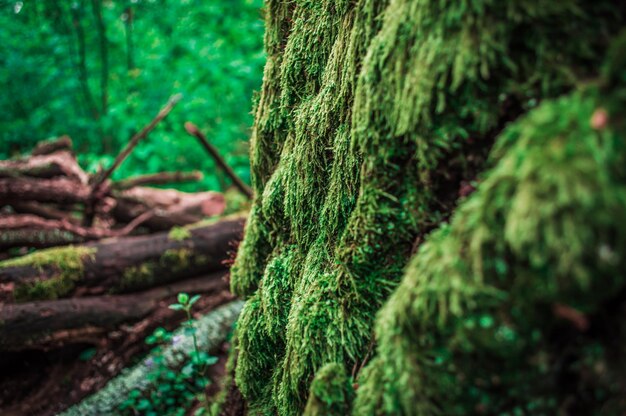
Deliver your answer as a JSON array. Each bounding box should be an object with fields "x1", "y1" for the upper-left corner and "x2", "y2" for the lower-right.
[{"x1": 223, "y1": 1, "x2": 626, "y2": 415}]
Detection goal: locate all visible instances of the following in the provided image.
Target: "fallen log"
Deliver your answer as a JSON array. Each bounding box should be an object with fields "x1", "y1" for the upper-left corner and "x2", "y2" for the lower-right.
[
  {"x1": 112, "y1": 170, "x2": 204, "y2": 190},
  {"x1": 0, "y1": 273, "x2": 229, "y2": 350},
  {"x1": 31, "y1": 135, "x2": 73, "y2": 156},
  {"x1": 0, "y1": 213, "x2": 152, "y2": 249},
  {"x1": 8, "y1": 201, "x2": 80, "y2": 224},
  {"x1": 0, "y1": 150, "x2": 88, "y2": 183},
  {"x1": 0, "y1": 216, "x2": 244, "y2": 301},
  {"x1": 0, "y1": 177, "x2": 91, "y2": 205},
  {"x1": 58, "y1": 300, "x2": 243, "y2": 416},
  {"x1": 112, "y1": 187, "x2": 226, "y2": 231}
]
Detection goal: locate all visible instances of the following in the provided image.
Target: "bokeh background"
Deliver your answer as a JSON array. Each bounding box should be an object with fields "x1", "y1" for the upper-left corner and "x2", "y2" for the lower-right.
[{"x1": 0, "y1": 0, "x2": 265, "y2": 191}]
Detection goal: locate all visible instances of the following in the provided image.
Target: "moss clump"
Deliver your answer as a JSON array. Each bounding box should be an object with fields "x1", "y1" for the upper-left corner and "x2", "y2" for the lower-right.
[
  {"x1": 353, "y1": 85, "x2": 626, "y2": 414},
  {"x1": 117, "y1": 262, "x2": 158, "y2": 292},
  {"x1": 160, "y1": 248, "x2": 195, "y2": 273},
  {"x1": 168, "y1": 226, "x2": 192, "y2": 242},
  {"x1": 228, "y1": 0, "x2": 625, "y2": 414},
  {"x1": 303, "y1": 363, "x2": 354, "y2": 416},
  {"x1": 1, "y1": 246, "x2": 97, "y2": 301},
  {"x1": 115, "y1": 248, "x2": 208, "y2": 292}
]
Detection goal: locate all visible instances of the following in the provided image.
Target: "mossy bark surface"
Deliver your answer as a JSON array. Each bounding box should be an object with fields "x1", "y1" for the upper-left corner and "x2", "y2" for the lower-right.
[
  {"x1": 0, "y1": 218, "x2": 244, "y2": 301},
  {"x1": 227, "y1": 0, "x2": 626, "y2": 414}
]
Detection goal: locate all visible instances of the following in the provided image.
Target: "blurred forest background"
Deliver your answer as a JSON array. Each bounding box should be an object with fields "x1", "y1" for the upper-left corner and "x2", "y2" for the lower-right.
[{"x1": 0, "y1": 0, "x2": 265, "y2": 191}]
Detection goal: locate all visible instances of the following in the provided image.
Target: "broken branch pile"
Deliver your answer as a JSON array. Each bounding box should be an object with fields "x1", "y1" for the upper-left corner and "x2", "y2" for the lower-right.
[{"x1": 0, "y1": 133, "x2": 248, "y2": 352}]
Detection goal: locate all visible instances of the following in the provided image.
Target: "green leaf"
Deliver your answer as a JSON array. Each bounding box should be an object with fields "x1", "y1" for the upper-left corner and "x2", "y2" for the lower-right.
[
  {"x1": 189, "y1": 294, "x2": 201, "y2": 306},
  {"x1": 169, "y1": 304, "x2": 185, "y2": 311},
  {"x1": 177, "y1": 292, "x2": 189, "y2": 304}
]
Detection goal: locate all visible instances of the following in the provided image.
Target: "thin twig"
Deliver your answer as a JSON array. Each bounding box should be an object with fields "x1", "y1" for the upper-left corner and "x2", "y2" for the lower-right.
[
  {"x1": 91, "y1": 94, "x2": 183, "y2": 192},
  {"x1": 184, "y1": 121, "x2": 253, "y2": 200}
]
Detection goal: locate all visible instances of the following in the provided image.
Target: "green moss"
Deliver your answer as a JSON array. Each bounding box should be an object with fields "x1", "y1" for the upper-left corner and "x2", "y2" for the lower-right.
[
  {"x1": 118, "y1": 262, "x2": 158, "y2": 292},
  {"x1": 353, "y1": 86, "x2": 626, "y2": 414},
  {"x1": 303, "y1": 363, "x2": 354, "y2": 416},
  {"x1": 226, "y1": 0, "x2": 626, "y2": 414},
  {"x1": 161, "y1": 247, "x2": 196, "y2": 274},
  {"x1": 1, "y1": 246, "x2": 96, "y2": 301},
  {"x1": 167, "y1": 226, "x2": 192, "y2": 242}
]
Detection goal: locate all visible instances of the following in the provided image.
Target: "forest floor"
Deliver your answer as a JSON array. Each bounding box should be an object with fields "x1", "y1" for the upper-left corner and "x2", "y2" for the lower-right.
[{"x1": 0, "y1": 289, "x2": 235, "y2": 416}]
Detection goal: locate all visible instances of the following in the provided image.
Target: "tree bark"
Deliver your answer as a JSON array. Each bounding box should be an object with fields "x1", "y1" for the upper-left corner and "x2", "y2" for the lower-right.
[
  {"x1": 112, "y1": 187, "x2": 226, "y2": 231},
  {"x1": 0, "y1": 214, "x2": 151, "y2": 249},
  {"x1": 0, "y1": 217, "x2": 245, "y2": 301},
  {"x1": 8, "y1": 201, "x2": 79, "y2": 224},
  {"x1": 0, "y1": 177, "x2": 91, "y2": 205},
  {"x1": 31, "y1": 136, "x2": 73, "y2": 156},
  {"x1": 0, "y1": 273, "x2": 229, "y2": 350},
  {"x1": 0, "y1": 150, "x2": 88, "y2": 183},
  {"x1": 112, "y1": 171, "x2": 203, "y2": 190}
]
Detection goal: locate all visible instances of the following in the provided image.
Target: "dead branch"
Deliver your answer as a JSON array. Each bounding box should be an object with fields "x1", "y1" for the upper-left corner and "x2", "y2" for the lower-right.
[
  {"x1": 31, "y1": 136, "x2": 73, "y2": 156},
  {"x1": 91, "y1": 94, "x2": 183, "y2": 191},
  {"x1": 0, "y1": 150, "x2": 88, "y2": 184},
  {"x1": 112, "y1": 170, "x2": 204, "y2": 190},
  {"x1": 184, "y1": 122, "x2": 253, "y2": 199},
  {"x1": 0, "y1": 177, "x2": 91, "y2": 205}
]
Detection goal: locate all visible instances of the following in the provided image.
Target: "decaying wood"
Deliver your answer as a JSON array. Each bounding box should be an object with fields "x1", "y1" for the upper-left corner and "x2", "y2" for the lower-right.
[
  {"x1": 0, "y1": 213, "x2": 153, "y2": 249},
  {"x1": 31, "y1": 135, "x2": 73, "y2": 156},
  {"x1": 0, "y1": 150, "x2": 88, "y2": 184},
  {"x1": 0, "y1": 273, "x2": 229, "y2": 350},
  {"x1": 184, "y1": 122, "x2": 253, "y2": 199},
  {"x1": 112, "y1": 170, "x2": 203, "y2": 190},
  {"x1": 112, "y1": 187, "x2": 226, "y2": 231},
  {"x1": 91, "y1": 94, "x2": 183, "y2": 192},
  {"x1": 0, "y1": 216, "x2": 244, "y2": 300},
  {"x1": 58, "y1": 301, "x2": 243, "y2": 416},
  {"x1": 0, "y1": 177, "x2": 91, "y2": 205},
  {"x1": 8, "y1": 201, "x2": 79, "y2": 224}
]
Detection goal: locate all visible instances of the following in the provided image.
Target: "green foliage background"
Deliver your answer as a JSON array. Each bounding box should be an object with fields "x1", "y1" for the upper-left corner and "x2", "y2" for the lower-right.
[{"x1": 0, "y1": 0, "x2": 265, "y2": 191}]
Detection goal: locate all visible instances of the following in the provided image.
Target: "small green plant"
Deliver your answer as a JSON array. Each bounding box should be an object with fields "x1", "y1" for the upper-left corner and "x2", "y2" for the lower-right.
[{"x1": 119, "y1": 293, "x2": 218, "y2": 416}]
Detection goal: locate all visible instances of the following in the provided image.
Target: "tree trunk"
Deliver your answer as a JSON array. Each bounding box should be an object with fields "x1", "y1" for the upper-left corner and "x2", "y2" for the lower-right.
[
  {"x1": 220, "y1": 1, "x2": 626, "y2": 415},
  {"x1": 0, "y1": 217, "x2": 244, "y2": 301}
]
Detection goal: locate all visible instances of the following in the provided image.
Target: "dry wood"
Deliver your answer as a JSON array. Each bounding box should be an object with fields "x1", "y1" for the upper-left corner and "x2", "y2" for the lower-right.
[
  {"x1": 31, "y1": 136, "x2": 73, "y2": 156},
  {"x1": 8, "y1": 201, "x2": 79, "y2": 224},
  {"x1": 0, "y1": 213, "x2": 153, "y2": 249},
  {"x1": 0, "y1": 177, "x2": 91, "y2": 205},
  {"x1": 112, "y1": 170, "x2": 203, "y2": 190},
  {"x1": 184, "y1": 122, "x2": 253, "y2": 199},
  {"x1": 91, "y1": 94, "x2": 183, "y2": 191},
  {"x1": 0, "y1": 150, "x2": 88, "y2": 184},
  {"x1": 112, "y1": 187, "x2": 226, "y2": 231}
]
